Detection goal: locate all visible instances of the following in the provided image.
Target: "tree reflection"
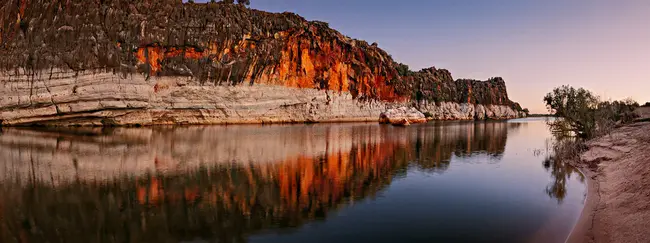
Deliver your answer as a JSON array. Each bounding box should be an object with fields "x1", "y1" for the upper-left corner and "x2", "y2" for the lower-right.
[{"x1": 542, "y1": 138, "x2": 586, "y2": 203}]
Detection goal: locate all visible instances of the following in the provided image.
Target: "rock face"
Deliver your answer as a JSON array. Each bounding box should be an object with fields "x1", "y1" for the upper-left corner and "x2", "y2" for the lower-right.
[
  {"x1": 379, "y1": 107, "x2": 427, "y2": 125},
  {"x1": 396, "y1": 67, "x2": 526, "y2": 119},
  {"x1": 0, "y1": 0, "x2": 400, "y2": 100},
  {"x1": 417, "y1": 102, "x2": 525, "y2": 120},
  {"x1": 0, "y1": 69, "x2": 401, "y2": 125},
  {"x1": 0, "y1": 0, "x2": 525, "y2": 126}
]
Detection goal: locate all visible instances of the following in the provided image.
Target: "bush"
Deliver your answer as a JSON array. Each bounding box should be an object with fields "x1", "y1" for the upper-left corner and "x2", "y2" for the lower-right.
[
  {"x1": 595, "y1": 99, "x2": 639, "y2": 134},
  {"x1": 544, "y1": 85, "x2": 639, "y2": 139},
  {"x1": 544, "y1": 86, "x2": 638, "y2": 174},
  {"x1": 511, "y1": 102, "x2": 523, "y2": 112},
  {"x1": 544, "y1": 86, "x2": 599, "y2": 138},
  {"x1": 395, "y1": 63, "x2": 411, "y2": 77}
]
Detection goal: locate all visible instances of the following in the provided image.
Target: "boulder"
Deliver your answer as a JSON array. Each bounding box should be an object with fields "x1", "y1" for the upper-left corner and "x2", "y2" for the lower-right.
[
  {"x1": 379, "y1": 107, "x2": 427, "y2": 125},
  {"x1": 390, "y1": 118, "x2": 411, "y2": 126}
]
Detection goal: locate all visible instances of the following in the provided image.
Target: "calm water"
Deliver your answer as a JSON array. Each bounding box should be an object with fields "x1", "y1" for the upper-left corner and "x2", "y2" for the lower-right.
[{"x1": 0, "y1": 118, "x2": 585, "y2": 243}]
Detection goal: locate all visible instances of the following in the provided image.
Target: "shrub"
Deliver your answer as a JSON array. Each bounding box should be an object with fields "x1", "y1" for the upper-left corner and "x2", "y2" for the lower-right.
[
  {"x1": 595, "y1": 99, "x2": 639, "y2": 135},
  {"x1": 395, "y1": 63, "x2": 411, "y2": 77},
  {"x1": 544, "y1": 86, "x2": 599, "y2": 138},
  {"x1": 544, "y1": 85, "x2": 639, "y2": 139}
]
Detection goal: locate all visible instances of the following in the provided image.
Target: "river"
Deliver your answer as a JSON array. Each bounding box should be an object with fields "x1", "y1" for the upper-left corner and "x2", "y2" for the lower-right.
[{"x1": 0, "y1": 118, "x2": 585, "y2": 243}]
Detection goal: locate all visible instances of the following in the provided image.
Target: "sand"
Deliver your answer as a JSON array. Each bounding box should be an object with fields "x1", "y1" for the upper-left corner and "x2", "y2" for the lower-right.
[{"x1": 567, "y1": 121, "x2": 650, "y2": 243}]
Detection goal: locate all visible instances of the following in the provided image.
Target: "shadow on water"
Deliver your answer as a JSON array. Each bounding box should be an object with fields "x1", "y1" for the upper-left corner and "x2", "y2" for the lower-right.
[{"x1": 0, "y1": 121, "x2": 577, "y2": 243}]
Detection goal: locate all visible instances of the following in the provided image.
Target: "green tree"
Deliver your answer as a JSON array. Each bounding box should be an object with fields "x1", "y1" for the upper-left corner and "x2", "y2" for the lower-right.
[
  {"x1": 544, "y1": 85, "x2": 639, "y2": 138},
  {"x1": 544, "y1": 85, "x2": 599, "y2": 138},
  {"x1": 596, "y1": 99, "x2": 639, "y2": 124}
]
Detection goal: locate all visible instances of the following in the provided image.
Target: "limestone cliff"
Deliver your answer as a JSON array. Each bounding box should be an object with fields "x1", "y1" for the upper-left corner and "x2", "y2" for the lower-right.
[
  {"x1": 0, "y1": 0, "x2": 525, "y2": 126},
  {"x1": 398, "y1": 67, "x2": 526, "y2": 120}
]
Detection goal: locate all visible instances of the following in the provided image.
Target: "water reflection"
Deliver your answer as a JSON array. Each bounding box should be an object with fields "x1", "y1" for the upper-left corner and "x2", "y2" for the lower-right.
[
  {"x1": 542, "y1": 140, "x2": 586, "y2": 203},
  {"x1": 0, "y1": 121, "x2": 575, "y2": 243}
]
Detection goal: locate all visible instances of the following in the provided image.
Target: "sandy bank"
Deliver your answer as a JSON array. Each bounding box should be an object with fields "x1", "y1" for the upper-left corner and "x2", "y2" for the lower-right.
[{"x1": 567, "y1": 122, "x2": 650, "y2": 243}]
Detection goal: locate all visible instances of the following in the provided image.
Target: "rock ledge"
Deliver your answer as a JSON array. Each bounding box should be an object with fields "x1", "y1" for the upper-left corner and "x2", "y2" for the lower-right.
[{"x1": 379, "y1": 107, "x2": 427, "y2": 126}]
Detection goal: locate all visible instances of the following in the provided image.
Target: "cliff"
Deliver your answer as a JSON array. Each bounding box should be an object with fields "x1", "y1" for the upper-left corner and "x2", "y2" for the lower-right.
[
  {"x1": 0, "y1": 0, "x2": 525, "y2": 126},
  {"x1": 399, "y1": 67, "x2": 525, "y2": 120}
]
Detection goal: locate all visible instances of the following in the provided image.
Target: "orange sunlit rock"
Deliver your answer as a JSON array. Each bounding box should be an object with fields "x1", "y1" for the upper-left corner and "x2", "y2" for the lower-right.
[
  {"x1": 135, "y1": 45, "x2": 208, "y2": 75},
  {"x1": 19, "y1": 0, "x2": 26, "y2": 17},
  {"x1": 130, "y1": 26, "x2": 404, "y2": 102}
]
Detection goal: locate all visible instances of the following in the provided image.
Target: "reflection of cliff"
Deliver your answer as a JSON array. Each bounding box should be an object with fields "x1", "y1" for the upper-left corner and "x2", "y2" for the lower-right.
[
  {"x1": 0, "y1": 122, "x2": 513, "y2": 242},
  {"x1": 0, "y1": 148, "x2": 403, "y2": 243},
  {"x1": 401, "y1": 121, "x2": 511, "y2": 172},
  {"x1": 0, "y1": 122, "x2": 513, "y2": 183}
]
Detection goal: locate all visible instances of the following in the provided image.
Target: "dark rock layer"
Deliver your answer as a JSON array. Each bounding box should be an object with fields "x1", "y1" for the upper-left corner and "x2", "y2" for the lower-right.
[{"x1": 396, "y1": 67, "x2": 522, "y2": 111}]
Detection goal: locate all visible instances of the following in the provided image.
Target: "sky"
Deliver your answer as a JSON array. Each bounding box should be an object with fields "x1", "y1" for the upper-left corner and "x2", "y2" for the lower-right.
[{"x1": 200, "y1": 0, "x2": 650, "y2": 113}]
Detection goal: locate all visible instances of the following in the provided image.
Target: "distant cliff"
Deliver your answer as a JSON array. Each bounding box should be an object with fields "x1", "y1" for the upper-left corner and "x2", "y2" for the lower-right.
[
  {"x1": 0, "y1": 0, "x2": 525, "y2": 126},
  {"x1": 395, "y1": 67, "x2": 525, "y2": 119}
]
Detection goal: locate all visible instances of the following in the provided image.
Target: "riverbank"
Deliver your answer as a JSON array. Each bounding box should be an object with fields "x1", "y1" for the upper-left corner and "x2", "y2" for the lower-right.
[{"x1": 567, "y1": 121, "x2": 650, "y2": 243}]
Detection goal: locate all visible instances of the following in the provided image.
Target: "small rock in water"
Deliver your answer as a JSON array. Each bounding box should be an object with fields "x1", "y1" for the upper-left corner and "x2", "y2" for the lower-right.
[{"x1": 391, "y1": 118, "x2": 411, "y2": 126}]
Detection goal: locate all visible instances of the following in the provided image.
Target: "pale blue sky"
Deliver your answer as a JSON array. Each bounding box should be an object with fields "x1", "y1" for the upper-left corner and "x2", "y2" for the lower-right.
[{"x1": 198, "y1": 0, "x2": 650, "y2": 112}]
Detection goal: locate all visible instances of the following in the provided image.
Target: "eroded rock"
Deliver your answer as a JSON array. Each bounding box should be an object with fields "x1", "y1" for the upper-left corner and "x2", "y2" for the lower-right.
[
  {"x1": 379, "y1": 107, "x2": 427, "y2": 125},
  {"x1": 0, "y1": 1, "x2": 527, "y2": 126}
]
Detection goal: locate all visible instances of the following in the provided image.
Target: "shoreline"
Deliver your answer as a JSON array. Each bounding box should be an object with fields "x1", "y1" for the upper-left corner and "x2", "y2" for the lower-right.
[
  {"x1": 565, "y1": 164, "x2": 598, "y2": 243},
  {"x1": 0, "y1": 116, "x2": 522, "y2": 127},
  {"x1": 565, "y1": 122, "x2": 650, "y2": 243}
]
